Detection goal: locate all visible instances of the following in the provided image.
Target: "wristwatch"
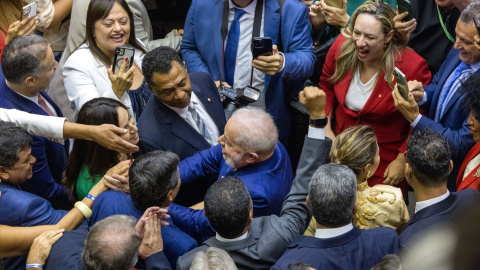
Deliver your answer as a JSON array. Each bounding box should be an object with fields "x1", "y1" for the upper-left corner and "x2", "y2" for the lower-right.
[{"x1": 309, "y1": 117, "x2": 328, "y2": 128}]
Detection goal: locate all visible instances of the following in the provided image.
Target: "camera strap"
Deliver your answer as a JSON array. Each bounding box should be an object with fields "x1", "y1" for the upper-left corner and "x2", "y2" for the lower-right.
[{"x1": 220, "y1": 0, "x2": 264, "y2": 85}]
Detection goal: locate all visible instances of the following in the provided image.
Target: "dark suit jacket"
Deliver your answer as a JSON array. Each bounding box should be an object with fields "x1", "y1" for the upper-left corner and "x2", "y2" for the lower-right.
[
  {"x1": 416, "y1": 48, "x2": 477, "y2": 191},
  {"x1": 137, "y1": 72, "x2": 226, "y2": 160},
  {"x1": 0, "y1": 68, "x2": 70, "y2": 209},
  {"x1": 176, "y1": 137, "x2": 332, "y2": 270},
  {"x1": 399, "y1": 189, "x2": 480, "y2": 249},
  {"x1": 45, "y1": 226, "x2": 172, "y2": 270},
  {"x1": 181, "y1": 0, "x2": 315, "y2": 143},
  {"x1": 88, "y1": 190, "x2": 197, "y2": 269},
  {"x1": 0, "y1": 183, "x2": 67, "y2": 270},
  {"x1": 271, "y1": 227, "x2": 399, "y2": 270},
  {"x1": 137, "y1": 72, "x2": 226, "y2": 206}
]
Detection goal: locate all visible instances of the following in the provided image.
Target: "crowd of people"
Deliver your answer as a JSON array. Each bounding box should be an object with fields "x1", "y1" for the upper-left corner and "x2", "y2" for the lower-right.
[{"x1": 1, "y1": 0, "x2": 480, "y2": 269}]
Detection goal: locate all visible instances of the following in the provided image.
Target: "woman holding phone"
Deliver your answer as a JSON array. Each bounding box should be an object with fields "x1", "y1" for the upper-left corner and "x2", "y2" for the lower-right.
[
  {"x1": 63, "y1": 0, "x2": 150, "y2": 120},
  {"x1": 314, "y1": 0, "x2": 431, "y2": 197}
]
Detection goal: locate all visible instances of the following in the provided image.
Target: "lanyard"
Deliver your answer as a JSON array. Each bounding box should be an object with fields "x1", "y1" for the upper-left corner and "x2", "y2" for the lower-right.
[{"x1": 437, "y1": 4, "x2": 455, "y2": 43}]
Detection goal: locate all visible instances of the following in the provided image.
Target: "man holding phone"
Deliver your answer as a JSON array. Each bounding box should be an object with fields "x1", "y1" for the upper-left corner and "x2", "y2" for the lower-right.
[
  {"x1": 393, "y1": 1, "x2": 480, "y2": 192},
  {"x1": 181, "y1": 0, "x2": 315, "y2": 146}
]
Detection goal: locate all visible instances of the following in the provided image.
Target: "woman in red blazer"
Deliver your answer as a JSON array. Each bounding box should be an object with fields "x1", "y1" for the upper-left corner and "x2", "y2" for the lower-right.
[
  {"x1": 457, "y1": 74, "x2": 480, "y2": 191},
  {"x1": 317, "y1": 0, "x2": 431, "y2": 195}
]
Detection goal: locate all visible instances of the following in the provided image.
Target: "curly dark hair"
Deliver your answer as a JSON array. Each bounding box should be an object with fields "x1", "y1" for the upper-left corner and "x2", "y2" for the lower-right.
[
  {"x1": 142, "y1": 46, "x2": 184, "y2": 87},
  {"x1": 462, "y1": 74, "x2": 480, "y2": 120},
  {"x1": 406, "y1": 129, "x2": 451, "y2": 187}
]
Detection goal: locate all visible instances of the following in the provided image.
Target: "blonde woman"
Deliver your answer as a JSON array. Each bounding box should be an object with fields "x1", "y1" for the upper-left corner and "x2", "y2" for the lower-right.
[{"x1": 316, "y1": 0, "x2": 430, "y2": 197}]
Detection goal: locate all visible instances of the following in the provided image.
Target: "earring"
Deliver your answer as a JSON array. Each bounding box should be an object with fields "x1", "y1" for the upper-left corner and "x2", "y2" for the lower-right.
[{"x1": 366, "y1": 170, "x2": 371, "y2": 179}]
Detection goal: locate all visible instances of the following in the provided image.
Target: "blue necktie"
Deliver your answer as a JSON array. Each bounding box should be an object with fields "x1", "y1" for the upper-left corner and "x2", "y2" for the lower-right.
[
  {"x1": 435, "y1": 62, "x2": 473, "y2": 121},
  {"x1": 224, "y1": 8, "x2": 246, "y2": 87}
]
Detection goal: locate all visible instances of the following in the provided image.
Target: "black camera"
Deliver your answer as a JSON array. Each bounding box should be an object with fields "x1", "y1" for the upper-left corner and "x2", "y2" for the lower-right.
[{"x1": 218, "y1": 86, "x2": 261, "y2": 119}]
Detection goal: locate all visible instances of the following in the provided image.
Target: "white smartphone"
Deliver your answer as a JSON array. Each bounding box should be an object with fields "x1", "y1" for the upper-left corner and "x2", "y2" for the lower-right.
[{"x1": 22, "y1": 1, "x2": 38, "y2": 20}]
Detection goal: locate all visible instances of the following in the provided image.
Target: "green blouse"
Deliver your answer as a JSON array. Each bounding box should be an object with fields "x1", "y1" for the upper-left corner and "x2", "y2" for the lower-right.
[{"x1": 76, "y1": 165, "x2": 102, "y2": 199}]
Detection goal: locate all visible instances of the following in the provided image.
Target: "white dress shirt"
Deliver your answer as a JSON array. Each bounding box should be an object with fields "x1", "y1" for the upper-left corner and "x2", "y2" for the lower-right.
[
  {"x1": 165, "y1": 92, "x2": 220, "y2": 145},
  {"x1": 315, "y1": 223, "x2": 354, "y2": 239},
  {"x1": 216, "y1": 231, "x2": 249, "y2": 242}
]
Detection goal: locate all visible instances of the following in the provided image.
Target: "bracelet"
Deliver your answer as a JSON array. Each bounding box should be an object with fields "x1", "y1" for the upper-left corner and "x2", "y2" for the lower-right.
[
  {"x1": 26, "y1": 264, "x2": 43, "y2": 268},
  {"x1": 74, "y1": 201, "x2": 92, "y2": 219},
  {"x1": 86, "y1": 193, "x2": 96, "y2": 201}
]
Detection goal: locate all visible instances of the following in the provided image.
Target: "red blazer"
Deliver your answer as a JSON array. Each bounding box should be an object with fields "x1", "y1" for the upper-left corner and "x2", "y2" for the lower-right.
[
  {"x1": 457, "y1": 143, "x2": 480, "y2": 191},
  {"x1": 319, "y1": 35, "x2": 431, "y2": 191}
]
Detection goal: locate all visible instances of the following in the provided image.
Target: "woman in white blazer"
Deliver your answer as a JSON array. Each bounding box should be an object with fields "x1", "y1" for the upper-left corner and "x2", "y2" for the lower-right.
[{"x1": 63, "y1": 0, "x2": 150, "y2": 121}]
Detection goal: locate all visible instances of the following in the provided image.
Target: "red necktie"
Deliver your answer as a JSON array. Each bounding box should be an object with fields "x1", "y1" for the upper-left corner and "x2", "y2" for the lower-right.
[{"x1": 38, "y1": 94, "x2": 54, "y2": 116}]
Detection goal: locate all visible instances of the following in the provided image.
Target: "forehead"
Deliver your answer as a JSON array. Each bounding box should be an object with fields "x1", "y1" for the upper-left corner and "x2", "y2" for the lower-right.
[
  {"x1": 101, "y1": 2, "x2": 128, "y2": 20},
  {"x1": 354, "y1": 13, "x2": 384, "y2": 35},
  {"x1": 150, "y1": 62, "x2": 187, "y2": 89},
  {"x1": 456, "y1": 19, "x2": 476, "y2": 41}
]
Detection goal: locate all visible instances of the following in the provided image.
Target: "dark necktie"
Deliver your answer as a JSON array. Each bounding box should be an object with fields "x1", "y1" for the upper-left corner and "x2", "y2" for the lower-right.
[{"x1": 224, "y1": 8, "x2": 246, "y2": 87}]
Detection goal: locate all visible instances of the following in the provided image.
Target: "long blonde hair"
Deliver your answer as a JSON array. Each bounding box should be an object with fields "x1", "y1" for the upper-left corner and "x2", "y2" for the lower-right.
[
  {"x1": 330, "y1": 125, "x2": 378, "y2": 178},
  {"x1": 330, "y1": 0, "x2": 405, "y2": 89},
  {"x1": 0, "y1": 0, "x2": 22, "y2": 37}
]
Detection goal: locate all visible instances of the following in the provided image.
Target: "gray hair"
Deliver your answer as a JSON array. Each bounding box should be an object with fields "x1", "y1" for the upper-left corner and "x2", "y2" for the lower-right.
[
  {"x1": 460, "y1": 1, "x2": 480, "y2": 23},
  {"x1": 1, "y1": 35, "x2": 49, "y2": 84},
  {"x1": 190, "y1": 247, "x2": 238, "y2": 270},
  {"x1": 82, "y1": 215, "x2": 141, "y2": 270},
  {"x1": 229, "y1": 107, "x2": 278, "y2": 155},
  {"x1": 308, "y1": 164, "x2": 357, "y2": 227}
]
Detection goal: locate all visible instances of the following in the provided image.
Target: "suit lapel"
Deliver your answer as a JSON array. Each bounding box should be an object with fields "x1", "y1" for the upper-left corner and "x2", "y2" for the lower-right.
[
  {"x1": 155, "y1": 98, "x2": 210, "y2": 151},
  {"x1": 39, "y1": 91, "x2": 64, "y2": 117},
  {"x1": 193, "y1": 83, "x2": 224, "y2": 131},
  {"x1": 214, "y1": 0, "x2": 226, "y2": 76},
  {"x1": 263, "y1": 0, "x2": 280, "y2": 90},
  {"x1": 430, "y1": 52, "x2": 461, "y2": 117},
  {"x1": 360, "y1": 71, "x2": 392, "y2": 115}
]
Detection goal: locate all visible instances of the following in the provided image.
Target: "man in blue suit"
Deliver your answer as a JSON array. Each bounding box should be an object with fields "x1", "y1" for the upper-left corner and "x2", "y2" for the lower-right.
[
  {"x1": 0, "y1": 35, "x2": 70, "y2": 208},
  {"x1": 138, "y1": 47, "x2": 226, "y2": 206},
  {"x1": 399, "y1": 129, "x2": 480, "y2": 249},
  {"x1": 0, "y1": 122, "x2": 67, "y2": 270},
  {"x1": 393, "y1": 2, "x2": 480, "y2": 191},
  {"x1": 181, "y1": 0, "x2": 315, "y2": 144},
  {"x1": 178, "y1": 106, "x2": 294, "y2": 217},
  {"x1": 88, "y1": 151, "x2": 197, "y2": 268}
]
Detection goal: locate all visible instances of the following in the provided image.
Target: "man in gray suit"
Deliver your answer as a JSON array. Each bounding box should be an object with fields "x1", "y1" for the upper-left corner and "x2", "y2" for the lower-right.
[
  {"x1": 174, "y1": 87, "x2": 331, "y2": 269},
  {"x1": 46, "y1": 0, "x2": 182, "y2": 120}
]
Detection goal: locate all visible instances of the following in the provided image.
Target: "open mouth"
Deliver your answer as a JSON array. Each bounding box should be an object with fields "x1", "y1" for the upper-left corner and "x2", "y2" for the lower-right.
[
  {"x1": 110, "y1": 34, "x2": 124, "y2": 42},
  {"x1": 357, "y1": 48, "x2": 369, "y2": 59}
]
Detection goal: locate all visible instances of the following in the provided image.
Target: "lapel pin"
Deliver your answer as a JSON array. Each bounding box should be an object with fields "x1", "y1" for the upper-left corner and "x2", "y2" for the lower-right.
[
  {"x1": 378, "y1": 94, "x2": 382, "y2": 98},
  {"x1": 208, "y1": 98, "x2": 211, "y2": 102}
]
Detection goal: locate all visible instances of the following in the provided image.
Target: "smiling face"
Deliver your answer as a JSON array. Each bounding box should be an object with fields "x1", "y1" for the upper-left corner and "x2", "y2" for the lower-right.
[
  {"x1": 454, "y1": 19, "x2": 480, "y2": 64},
  {"x1": 149, "y1": 61, "x2": 192, "y2": 109},
  {"x1": 468, "y1": 110, "x2": 480, "y2": 142},
  {"x1": 1, "y1": 148, "x2": 36, "y2": 185},
  {"x1": 93, "y1": 2, "x2": 130, "y2": 57},
  {"x1": 117, "y1": 107, "x2": 139, "y2": 145},
  {"x1": 217, "y1": 119, "x2": 249, "y2": 170},
  {"x1": 352, "y1": 13, "x2": 393, "y2": 65}
]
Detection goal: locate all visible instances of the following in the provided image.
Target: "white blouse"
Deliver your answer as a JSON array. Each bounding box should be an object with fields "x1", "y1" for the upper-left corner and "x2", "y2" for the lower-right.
[{"x1": 345, "y1": 67, "x2": 379, "y2": 112}]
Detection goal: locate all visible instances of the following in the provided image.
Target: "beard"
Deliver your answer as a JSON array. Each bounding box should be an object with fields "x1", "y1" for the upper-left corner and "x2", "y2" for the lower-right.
[{"x1": 223, "y1": 153, "x2": 244, "y2": 169}]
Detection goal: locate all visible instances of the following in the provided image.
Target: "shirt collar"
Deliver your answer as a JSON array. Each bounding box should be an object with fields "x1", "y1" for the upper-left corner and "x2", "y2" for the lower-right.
[
  {"x1": 315, "y1": 223, "x2": 354, "y2": 239},
  {"x1": 415, "y1": 190, "x2": 450, "y2": 214},
  {"x1": 216, "y1": 231, "x2": 248, "y2": 242},
  {"x1": 470, "y1": 61, "x2": 480, "y2": 72},
  {"x1": 228, "y1": 0, "x2": 257, "y2": 15},
  {"x1": 6, "y1": 80, "x2": 39, "y2": 104}
]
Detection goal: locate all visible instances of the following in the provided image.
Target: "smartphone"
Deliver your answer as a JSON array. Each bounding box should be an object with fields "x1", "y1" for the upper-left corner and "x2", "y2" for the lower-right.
[
  {"x1": 474, "y1": 17, "x2": 480, "y2": 36},
  {"x1": 397, "y1": 0, "x2": 413, "y2": 22},
  {"x1": 113, "y1": 46, "x2": 135, "y2": 75},
  {"x1": 251, "y1": 37, "x2": 273, "y2": 59},
  {"x1": 22, "y1": 1, "x2": 38, "y2": 20},
  {"x1": 324, "y1": 0, "x2": 343, "y2": 8},
  {"x1": 393, "y1": 67, "x2": 409, "y2": 101}
]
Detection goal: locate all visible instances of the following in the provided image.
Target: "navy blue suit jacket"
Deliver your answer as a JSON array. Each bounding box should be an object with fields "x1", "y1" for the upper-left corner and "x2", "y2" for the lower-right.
[
  {"x1": 0, "y1": 183, "x2": 67, "y2": 270},
  {"x1": 137, "y1": 72, "x2": 226, "y2": 160},
  {"x1": 416, "y1": 48, "x2": 477, "y2": 190},
  {"x1": 45, "y1": 226, "x2": 172, "y2": 270},
  {"x1": 179, "y1": 142, "x2": 294, "y2": 217},
  {"x1": 399, "y1": 189, "x2": 480, "y2": 249},
  {"x1": 181, "y1": 0, "x2": 315, "y2": 143},
  {"x1": 0, "y1": 68, "x2": 70, "y2": 208},
  {"x1": 271, "y1": 227, "x2": 399, "y2": 270},
  {"x1": 88, "y1": 190, "x2": 197, "y2": 268}
]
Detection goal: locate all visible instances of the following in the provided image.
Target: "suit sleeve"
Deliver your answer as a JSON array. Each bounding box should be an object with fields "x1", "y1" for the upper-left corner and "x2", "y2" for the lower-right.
[
  {"x1": 274, "y1": 137, "x2": 332, "y2": 242},
  {"x1": 20, "y1": 136, "x2": 70, "y2": 208},
  {"x1": 279, "y1": 1, "x2": 315, "y2": 81},
  {"x1": 179, "y1": 144, "x2": 223, "y2": 185},
  {"x1": 22, "y1": 196, "x2": 67, "y2": 226},
  {"x1": 318, "y1": 35, "x2": 343, "y2": 115},
  {"x1": 144, "y1": 251, "x2": 172, "y2": 270},
  {"x1": 180, "y1": 0, "x2": 210, "y2": 74},
  {"x1": 168, "y1": 203, "x2": 215, "y2": 238}
]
